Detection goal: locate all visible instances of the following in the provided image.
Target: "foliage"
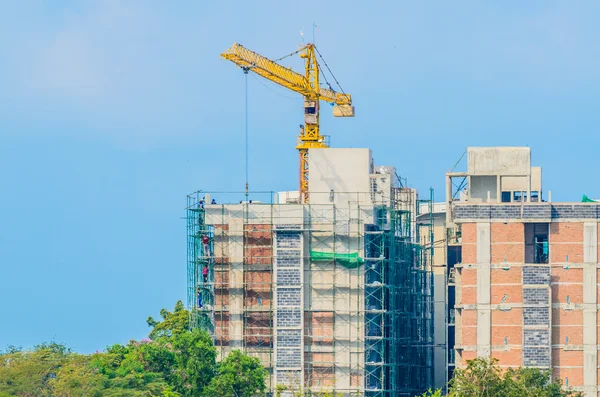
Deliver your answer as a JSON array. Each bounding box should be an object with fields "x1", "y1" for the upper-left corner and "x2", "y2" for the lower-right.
[
  {"x1": 202, "y1": 350, "x2": 267, "y2": 397},
  {"x1": 420, "y1": 389, "x2": 444, "y2": 397},
  {"x1": 147, "y1": 300, "x2": 189, "y2": 340},
  {"x1": 0, "y1": 342, "x2": 71, "y2": 397},
  {"x1": 50, "y1": 354, "x2": 103, "y2": 397},
  {"x1": 446, "y1": 357, "x2": 581, "y2": 397},
  {"x1": 169, "y1": 329, "x2": 216, "y2": 396},
  {"x1": 0, "y1": 302, "x2": 266, "y2": 397}
]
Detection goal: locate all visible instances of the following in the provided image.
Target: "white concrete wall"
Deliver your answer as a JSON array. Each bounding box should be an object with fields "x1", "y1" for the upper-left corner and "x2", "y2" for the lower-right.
[
  {"x1": 277, "y1": 191, "x2": 300, "y2": 204},
  {"x1": 308, "y1": 148, "x2": 372, "y2": 206},
  {"x1": 468, "y1": 147, "x2": 530, "y2": 176},
  {"x1": 531, "y1": 166, "x2": 542, "y2": 192},
  {"x1": 470, "y1": 176, "x2": 498, "y2": 202},
  {"x1": 500, "y1": 176, "x2": 528, "y2": 191}
]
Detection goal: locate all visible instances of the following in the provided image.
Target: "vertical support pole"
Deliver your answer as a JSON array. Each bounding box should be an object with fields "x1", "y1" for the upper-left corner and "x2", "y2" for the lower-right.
[
  {"x1": 467, "y1": 176, "x2": 472, "y2": 201},
  {"x1": 445, "y1": 175, "x2": 453, "y2": 225},
  {"x1": 496, "y1": 175, "x2": 501, "y2": 203},
  {"x1": 583, "y1": 222, "x2": 597, "y2": 397},
  {"x1": 229, "y1": 217, "x2": 244, "y2": 349},
  {"x1": 476, "y1": 223, "x2": 491, "y2": 358}
]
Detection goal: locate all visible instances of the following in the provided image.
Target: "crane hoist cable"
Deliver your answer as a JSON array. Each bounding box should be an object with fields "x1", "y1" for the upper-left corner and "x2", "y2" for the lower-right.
[{"x1": 244, "y1": 67, "x2": 249, "y2": 198}]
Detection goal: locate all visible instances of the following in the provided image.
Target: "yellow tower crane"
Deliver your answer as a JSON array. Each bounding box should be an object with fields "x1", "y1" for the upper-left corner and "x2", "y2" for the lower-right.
[{"x1": 221, "y1": 43, "x2": 354, "y2": 203}]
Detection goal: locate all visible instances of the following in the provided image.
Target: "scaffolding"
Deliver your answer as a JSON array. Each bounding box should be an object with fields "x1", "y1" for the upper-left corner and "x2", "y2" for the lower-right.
[{"x1": 186, "y1": 189, "x2": 434, "y2": 396}]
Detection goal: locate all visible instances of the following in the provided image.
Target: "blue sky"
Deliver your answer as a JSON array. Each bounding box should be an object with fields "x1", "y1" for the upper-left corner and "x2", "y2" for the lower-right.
[{"x1": 1, "y1": 1, "x2": 599, "y2": 352}]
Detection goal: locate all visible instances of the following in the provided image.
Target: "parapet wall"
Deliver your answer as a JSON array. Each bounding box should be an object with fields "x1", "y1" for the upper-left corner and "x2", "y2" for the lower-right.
[{"x1": 453, "y1": 203, "x2": 600, "y2": 222}]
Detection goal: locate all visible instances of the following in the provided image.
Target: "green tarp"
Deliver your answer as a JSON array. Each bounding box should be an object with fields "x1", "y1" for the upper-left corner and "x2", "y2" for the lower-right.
[
  {"x1": 582, "y1": 195, "x2": 597, "y2": 203},
  {"x1": 310, "y1": 251, "x2": 364, "y2": 269}
]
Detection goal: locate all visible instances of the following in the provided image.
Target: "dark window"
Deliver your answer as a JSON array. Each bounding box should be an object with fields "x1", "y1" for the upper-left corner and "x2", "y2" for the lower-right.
[
  {"x1": 501, "y1": 191, "x2": 511, "y2": 202},
  {"x1": 525, "y1": 223, "x2": 549, "y2": 263},
  {"x1": 514, "y1": 191, "x2": 523, "y2": 202}
]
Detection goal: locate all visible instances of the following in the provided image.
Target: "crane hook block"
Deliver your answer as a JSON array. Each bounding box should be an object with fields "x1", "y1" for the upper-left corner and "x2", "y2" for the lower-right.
[{"x1": 333, "y1": 105, "x2": 355, "y2": 117}]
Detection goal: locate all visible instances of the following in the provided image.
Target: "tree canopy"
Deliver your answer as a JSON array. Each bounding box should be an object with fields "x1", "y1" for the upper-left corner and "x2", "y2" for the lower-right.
[
  {"x1": 0, "y1": 301, "x2": 267, "y2": 397},
  {"x1": 421, "y1": 357, "x2": 581, "y2": 397}
]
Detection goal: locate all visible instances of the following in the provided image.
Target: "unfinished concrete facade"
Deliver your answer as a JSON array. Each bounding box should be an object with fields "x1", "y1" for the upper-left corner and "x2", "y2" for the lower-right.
[
  {"x1": 186, "y1": 148, "x2": 435, "y2": 396},
  {"x1": 447, "y1": 147, "x2": 600, "y2": 396},
  {"x1": 417, "y1": 202, "x2": 448, "y2": 390}
]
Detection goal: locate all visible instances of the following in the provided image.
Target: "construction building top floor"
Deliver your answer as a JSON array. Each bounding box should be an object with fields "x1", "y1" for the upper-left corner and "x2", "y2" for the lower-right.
[
  {"x1": 191, "y1": 148, "x2": 417, "y2": 211},
  {"x1": 445, "y1": 146, "x2": 600, "y2": 225},
  {"x1": 446, "y1": 147, "x2": 542, "y2": 205}
]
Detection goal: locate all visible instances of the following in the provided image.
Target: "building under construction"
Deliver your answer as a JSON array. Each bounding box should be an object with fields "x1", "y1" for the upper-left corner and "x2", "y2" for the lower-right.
[{"x1": 186, "y1": 148, "x2": 435, "y2": 396}]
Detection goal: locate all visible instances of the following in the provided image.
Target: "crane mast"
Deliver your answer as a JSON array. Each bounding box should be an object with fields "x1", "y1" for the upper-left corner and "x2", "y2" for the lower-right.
[{"x1": 221, "y1": 43, "x2": 353, "y2": 203}]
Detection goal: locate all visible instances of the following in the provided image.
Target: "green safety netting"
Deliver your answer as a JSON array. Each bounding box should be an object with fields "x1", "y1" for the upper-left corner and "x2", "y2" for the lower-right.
[
  {"x1": 310, "y1": 251, "x2": 364, "y2": 268},
  {"x1": 582, "y1": 195, "x2": 597, "y2": 203}
]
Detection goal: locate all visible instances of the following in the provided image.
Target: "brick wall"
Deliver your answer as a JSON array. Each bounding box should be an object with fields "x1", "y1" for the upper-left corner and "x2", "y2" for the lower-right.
[
  {"x1": 453, "y1": 203, "x2": 600, "y2": 222},
  {"x1": 461, "y1": 223, "x2": 477, "y2": 264},
  {"x1": 491, "y1": 267, "x2": 521, "y2": 284},
  {"x1": 277, "y1": 308, "x2": 301, "y2": 327},
  {"x1": 550, "y1": 223, "x2": 583, "y2": 263},
  {"x1": 491, "y1": 223, "x2": 524, "y2": 263},
  {"x1": 276, "y1": 268, "x2": 301, "y2": 286},
  {"x1": 277, "y1": 329, "x2": 301, "y2": 347},
  {"x1": 307, "y1": 312, "x2": 334, "y2": 345}
]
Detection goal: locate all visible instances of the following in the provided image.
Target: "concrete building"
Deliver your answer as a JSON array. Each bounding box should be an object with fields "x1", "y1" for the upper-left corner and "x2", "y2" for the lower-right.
[
  {"x1": 418, "y1": 202, "x2": 448, "y2": 390},
  {"x1": 446, "y1": 147, "x2": 600, "y2": 396},
  {"x1": 186, "y1": 148, "x2": 435, "y2": 397}
]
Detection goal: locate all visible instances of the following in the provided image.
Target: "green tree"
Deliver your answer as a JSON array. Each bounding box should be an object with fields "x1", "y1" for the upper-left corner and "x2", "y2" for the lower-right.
[
  {"x1": 169, "y1": 329, "x2": 216, "y2": 396},
  {"x1": 500, "y1": 366, "x2": 575, "y2": 397},
  {"x1": 59, "y1": 343, "x2": 176, "y2": 397},
  {"x1": 0, "y1": 342, "x2": 70, "y2": 397},
  {"x1": 448, "y1": 358, "x2": 581, "y2": 397},
  {"x1": 0, "y1": 302, "x2": 266, "y2": 397},
  {"x1": 144, "y1": 302, "x2": 216, "y2": 396},
  {"x1": 202, "y1": 350, "x2": 267, "y2": 397},
  {"x1": 420, "y1": 389, "x2": 444, "y2": 397},
  {"x1": 50, "y1": 354, "x2": 103, "y2": 397},
  {"x1": 147, "y1": 300, "x2": 189, "y2": 339}
]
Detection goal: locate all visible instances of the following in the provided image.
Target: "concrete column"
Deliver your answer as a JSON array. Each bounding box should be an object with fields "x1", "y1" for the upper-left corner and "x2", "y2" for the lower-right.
[
  {"x1": 496, "y1": 175, "x2": 501, "y2": 203},
  {"x1": 229, "y1": 217, "x2": 244, "y2": 348},
  {"x1": 467, "y1": 176, "x2": 472, "y2": 201},
  {"x1": 433, "y1": 270, "x2": 447, "y2": 389},
  {"x1": 476, "y1": 223, "x2": 491, "y2": 358},
  {"x1": 445, "y1": 175, "x2": 452, "y2": 225},
  {"x1": 582, "y1": 223, "x2": 597, "y2": 397}
]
